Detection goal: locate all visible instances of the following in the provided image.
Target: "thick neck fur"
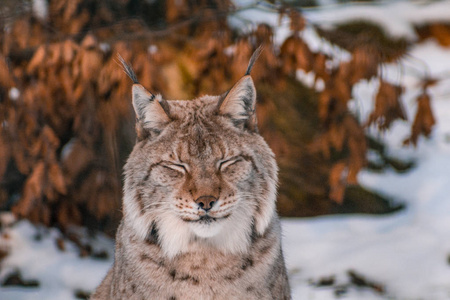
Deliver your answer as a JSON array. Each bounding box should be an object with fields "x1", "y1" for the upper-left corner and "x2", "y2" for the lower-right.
[{"x1": 123, "y1": 186, "x2": 256, "y2": 258}]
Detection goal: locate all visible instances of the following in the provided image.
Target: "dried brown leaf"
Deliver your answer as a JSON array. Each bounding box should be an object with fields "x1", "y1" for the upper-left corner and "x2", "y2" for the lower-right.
[
  {"x1": 0, "y1": 55, "x2": 13, "y2": 88},
  {"x1": 62, "y1": 39, "x2": 78, "y2": 63},
  {"x1": 329, "y1": 161, "x2": 347, "y2": 204},
  {"x1": 350, "y1": 46, "x2": 379, "y2": 83},
  {"x1": 367, "y1": 80, "x2": 405, "y2": 130},
  {"x1": 313, "y1": 52, "x2": 329, "y2": 82},
  {"x1": 49, "y1": 163, "x2": 67, "y2": 195},
  {"x1": 429, "y1": 23, "x2": 450, "y2": 47},
  {"x1": 404, "y1": 92, "x2": 436, "y2": 146},
  {"x1": 280, "y1": 36, "x2": 313, "y2": 74},
  {"x1": 13, "y1": 161, "x2": 45, "y2": 217},
  {"x1": 27, "y1": 45, "x2": 47, "y2": 74},
  {"x1": 0, "y1": 135, "x2": 11, "y2": 181},
  {"x1": 289, "y1": 9, "x2": 305, "y2": 33},
  {"x1": 328, "y1": 123, "x2": 346, "y2": 152},
  {"x1": 79, "y1": 48, "x2": 103, "y2": 82}
]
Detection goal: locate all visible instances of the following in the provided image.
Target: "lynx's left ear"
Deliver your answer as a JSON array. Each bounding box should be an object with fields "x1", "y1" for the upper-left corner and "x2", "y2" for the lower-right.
[{"x1": 218, "y1": 46, "x2": 263, "y2": 131}]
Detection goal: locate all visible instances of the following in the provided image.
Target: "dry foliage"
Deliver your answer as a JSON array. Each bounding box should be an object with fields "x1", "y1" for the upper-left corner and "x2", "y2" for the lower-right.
[
  {"x1": 0, "y1": 1, "x2": 438, "y2": 231},
  {"x1": 403, "y1": 91, "x2": 436, "y2": 146},
  {"x1": 416, "y1": 22, "x2": 450, "y2": 47},
  {"x1": 366, "y1": 80, "x2": 406, "y2": 130}
]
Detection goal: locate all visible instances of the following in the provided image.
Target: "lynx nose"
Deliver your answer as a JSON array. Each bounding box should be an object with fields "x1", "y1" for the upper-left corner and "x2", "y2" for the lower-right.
[{"x1": 195, "y1": 196, "x2": 217, "y2": 212}]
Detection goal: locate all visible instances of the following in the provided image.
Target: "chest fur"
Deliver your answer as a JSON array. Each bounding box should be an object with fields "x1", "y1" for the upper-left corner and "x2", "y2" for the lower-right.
[{"x1": 110, "y1": 221, "x2": 282, "y2": 300}]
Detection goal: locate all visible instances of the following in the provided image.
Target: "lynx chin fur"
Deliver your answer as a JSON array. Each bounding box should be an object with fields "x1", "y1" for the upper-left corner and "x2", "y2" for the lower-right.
[{"x1": 92, "y1": 47, "x2": 291, "y2": 300}]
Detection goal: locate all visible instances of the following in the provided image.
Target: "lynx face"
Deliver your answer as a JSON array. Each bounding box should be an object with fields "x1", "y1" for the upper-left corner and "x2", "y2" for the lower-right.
[{"x1": 121, "y1": 55, "x2": 278, "y2": 258}]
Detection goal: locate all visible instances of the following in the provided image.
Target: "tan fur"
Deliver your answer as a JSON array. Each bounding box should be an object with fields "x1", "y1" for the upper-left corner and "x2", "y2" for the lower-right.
[{"x1": 92, "y1": 53, "x2": 291, "y2": 300}]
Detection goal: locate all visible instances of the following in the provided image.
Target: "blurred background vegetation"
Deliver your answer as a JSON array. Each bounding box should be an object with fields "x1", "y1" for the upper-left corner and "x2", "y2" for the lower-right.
[{"x1": 0, "y1": 0, "x2": 441, "y2": 236}]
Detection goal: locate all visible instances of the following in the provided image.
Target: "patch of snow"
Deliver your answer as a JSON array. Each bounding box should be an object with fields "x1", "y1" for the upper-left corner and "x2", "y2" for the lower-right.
[
  {"x1": 0, "y1": 221, "x2": 113, "y2": 300},
  {"x1": 99, "y1": 43, "x2": 110, "y2": 53},
  {"x1": 230, "y1": 7, "x2": 290, "y2": 46},
  {"x1": 60, "y1": 138, "x2": 76, "y2": 161},
  {"x1": 302, "y1": 25, "x2": 351, "y2": 60},
  {"x1": 295, "y1": 69, "x2": 325, "y2": 92},
  {"x1": 295, "y1": 69, "x2": 316, "y2": 89},
  {"x1": 148, "y1": 44, "x2": 158, "y2": 55},
  {"x1": 32, "y1": 0, "x2": 48, "y2": 21},
  {"x1": 235, "y1": 1, "x2": 450, "y2": 42},
  {"x1": 407, "y1": 39, "x2": 450, "y2": 76},
  {"x1": 0, "y1": 212, "x2": 16, "y2": 227},
  {"x1": 305, "y1": 2, "x2": 418, "y2": 40},
  {"x1": 223, "y1": 45, "x2": 235, "y2": 57},
  {"x1": 402, "y1": 0, "x2": 450, "y2": 27},
  {"x1": 8, "y1": 88, "x2": 20, "y2": 101}
]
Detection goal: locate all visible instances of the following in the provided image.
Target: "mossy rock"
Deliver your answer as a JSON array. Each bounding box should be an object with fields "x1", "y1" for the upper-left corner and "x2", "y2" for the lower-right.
[{"x1": 256, "y1": 77, "x2": 405, "y2": 217}]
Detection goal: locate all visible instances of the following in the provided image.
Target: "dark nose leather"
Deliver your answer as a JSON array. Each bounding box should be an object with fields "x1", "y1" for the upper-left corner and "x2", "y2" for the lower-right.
[{"x1": 195, "y1": 196, "x2": 217, "y2": 211}]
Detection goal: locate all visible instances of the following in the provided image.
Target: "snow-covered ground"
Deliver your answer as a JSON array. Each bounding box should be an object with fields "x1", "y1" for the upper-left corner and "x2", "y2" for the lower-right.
[
  {"x1": 0, "y1": 219, "x2": 113, "y2": 300},
  {"x1": 284, "y1": 36, "x2": 450, "y2": 298},
  {"x1": 3, "y1": 1, "x2": 450, "y2": 299},
  {"x1": 284, "y1": 1, "x2": 450, "y2": 298}
]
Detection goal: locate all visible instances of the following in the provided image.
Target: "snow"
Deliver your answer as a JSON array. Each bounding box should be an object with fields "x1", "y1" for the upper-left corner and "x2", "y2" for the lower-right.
[
  {"x1": 0, "y1": 221, "x2": 113, "y2": 300},
  {"x1": 99, "y1": 43, "x2": 110, "y2": 53},
  {"x1": 32, "y1": 0, "x2": 48, "y2": 21},
  {"x1": 294, "y1": 1, "x2": 450, "y2": 42},
  {"x1": 8, "y1": 88, "x2": 20, "y2": 101},
  {"x1": 296, "y1": 69, "x2": 325, "y2": 91},
  {"x1": 148, "y1": 44, "x2": 158, "y2": 55},
  {"x1": 229, "y1": 7, "x2": 291, "y2": 46},
  {"x1": 3, "y1": 0, "x2": 450, "y2": 299},
  {"x1": 234, "y1": 0, "x2": 450, "y2": 42}
]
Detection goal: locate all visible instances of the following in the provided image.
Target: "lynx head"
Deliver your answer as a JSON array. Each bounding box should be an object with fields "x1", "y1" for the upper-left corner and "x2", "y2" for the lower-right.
[{"x1": 120, "y1": 48, "x2": 278, "y2": 258}]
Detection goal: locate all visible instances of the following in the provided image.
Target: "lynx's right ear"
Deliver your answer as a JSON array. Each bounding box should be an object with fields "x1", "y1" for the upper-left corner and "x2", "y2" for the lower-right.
[
  {"x1": 118, "y1": 54, "x2": 171, "y2": 136},
  {"x1": 131, "y1": 85, "x2": 170, "y2": 131}
]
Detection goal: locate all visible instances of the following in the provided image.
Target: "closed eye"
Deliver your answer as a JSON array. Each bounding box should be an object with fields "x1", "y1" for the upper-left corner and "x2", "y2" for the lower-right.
[
  {"x1": 218, "y1": 157, "x2": 242, "y2": 171},
  {"x1": 163, "y1": 163, "x2": 188, "y2": 174}
]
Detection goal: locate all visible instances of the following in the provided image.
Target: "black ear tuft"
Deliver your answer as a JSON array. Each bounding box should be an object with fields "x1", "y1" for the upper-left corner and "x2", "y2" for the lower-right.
[
  {"x1": 116, "y1": 54, "x2": 171, "y2": 137},
  {"x1": 245, "y1": 45, "x2": 264, "y2": 76},
  {"x1": 117, "y1": 53, "x2": 140, "y2": 84},
  {"x1": 218, "y1": 46, "x2": 263, "y2": 132}
]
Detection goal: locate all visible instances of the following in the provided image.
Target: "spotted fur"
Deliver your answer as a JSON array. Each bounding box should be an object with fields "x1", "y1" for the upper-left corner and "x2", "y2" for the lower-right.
[{"x1": 92, "y1": 50, "x2": 291, "y2": 300}]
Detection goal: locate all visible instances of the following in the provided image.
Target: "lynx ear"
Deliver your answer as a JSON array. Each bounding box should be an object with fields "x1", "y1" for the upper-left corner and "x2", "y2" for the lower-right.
[
  {"x1": 218, "y1": 75, "x2": 257, "y2": 130},
  {"x1": 117, "y1": 54, "x2": 171, "y2": 134},
  {"x1": 132, "y1": 84, "x2": 170, "y2": 132},
  {"x1": 218, "y1": 46, "x2": 263, "y2": 131}
]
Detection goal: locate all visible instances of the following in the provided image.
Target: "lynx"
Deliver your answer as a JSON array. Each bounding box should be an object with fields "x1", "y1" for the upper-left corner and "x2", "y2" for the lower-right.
[{"x1": 91, "y1": 47, "x2": 291, "y2": 300}]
